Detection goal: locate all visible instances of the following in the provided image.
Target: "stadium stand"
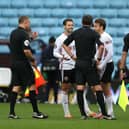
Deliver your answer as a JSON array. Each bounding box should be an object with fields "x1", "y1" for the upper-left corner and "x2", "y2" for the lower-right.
[{"x1": 0, "y1": 0, "x2": 129, "y2": 66}]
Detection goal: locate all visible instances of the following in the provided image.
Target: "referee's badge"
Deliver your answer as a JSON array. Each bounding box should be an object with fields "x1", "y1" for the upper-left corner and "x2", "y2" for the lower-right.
[
  {"x1": 64, "y1": 76, "x2": 69, "y2": 81},
  {"x1": 24, "y1": 40, "x2": 30, "y2": 46}
]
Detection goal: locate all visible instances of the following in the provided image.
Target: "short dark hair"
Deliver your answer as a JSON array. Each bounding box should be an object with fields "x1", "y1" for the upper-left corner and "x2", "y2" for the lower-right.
[
  {"x1": 94, "y1": 18, "x2": 106, "y2": 30},
  {"x1": 18, "y1": 16, "x2": 29, "y2": 24},
  {"x1": 82, "y1": 15, "x2": 93, "y2": 26},
  {"x1": 63, "y1": 18, "x2": 73, "y2": 25},
  {"x1": 49, "y1": 36, "x2": 56, "y2": 43}
]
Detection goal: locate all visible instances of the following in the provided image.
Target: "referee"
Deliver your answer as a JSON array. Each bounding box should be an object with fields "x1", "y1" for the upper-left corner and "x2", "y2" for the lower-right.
[
  {"x1": 9, "y1": 16, "x2": 48, "y2": 119},
  {"x1": 120, "y1": 33, "x2": 129, "y2": 79},
  {"x1": 62, "y1": 15, "x2": 111, "y2": 120}
]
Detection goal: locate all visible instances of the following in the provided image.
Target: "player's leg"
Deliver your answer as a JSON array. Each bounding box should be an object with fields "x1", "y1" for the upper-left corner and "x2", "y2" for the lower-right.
[
  {"x1": 102, "y1": 83, "x2": 114, "y2": 117},
  {"x1": 83, "y1": 87, "x2": 97, "y2": 117},
  {"x1": 87, "y1": 69, "x2": 111, "y2": 120},
  {"x1": 101, "y1": 62, "x2": 115, "y2": 118},
  {"x1": 76, "y1": 69, "x2": 87, "y2": 119}
]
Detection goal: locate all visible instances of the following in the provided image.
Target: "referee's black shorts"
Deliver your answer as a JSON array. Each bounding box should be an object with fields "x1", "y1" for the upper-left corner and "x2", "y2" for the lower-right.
[
  {"x1": 101, "y1": 62, "x2": 114, "y2": 83},
  {"x1": 75, "y1": 60, "x2": 100, "y2": 86},
  {"x1": 11, "y1": 61, "x2": 35, "y2": 90}
]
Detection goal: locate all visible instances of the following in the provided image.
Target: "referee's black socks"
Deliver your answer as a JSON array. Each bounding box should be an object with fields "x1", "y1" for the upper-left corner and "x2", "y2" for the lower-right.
[
  {"x1": 10, "y1": 91, "x2": 17, "y2": 114},
  {"x1": 96, "y1": 91, "x2": 107, "y2": 116},
  {"x1": 77, "y1": 90, "x2": 87, "y2": 117},
  {"x1": 29, "y1": 90, "x2": 39, "y2": 113}
]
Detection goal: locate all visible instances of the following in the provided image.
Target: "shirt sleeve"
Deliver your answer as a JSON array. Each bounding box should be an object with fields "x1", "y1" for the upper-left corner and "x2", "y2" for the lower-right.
[
  {"x1": 53, "y1": 38, "x2": 63, "y2": 59},
  {"x1": 95, "y1": 32, "x2": 104, "y2": 46},
  {"x1": 23, "y1": 33, "x2": 31, "y2": 50},
  {"x1": 123, "y1": 34, "x2": 129, "y2": 52},
  {"x1": 63, "y1": 32, "x2": 74, "y2": 46}
]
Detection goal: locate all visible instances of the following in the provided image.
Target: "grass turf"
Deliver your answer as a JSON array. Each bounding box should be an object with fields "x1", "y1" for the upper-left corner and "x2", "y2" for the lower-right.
[{"x1": 0, "y1": 103, "x2": 129, "y2": 129}]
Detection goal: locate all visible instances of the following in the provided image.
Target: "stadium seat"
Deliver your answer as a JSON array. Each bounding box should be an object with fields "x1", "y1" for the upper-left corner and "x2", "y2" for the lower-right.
[
  {"x1": 0, "y1": 27, "x2": 14, "y2": 37},
  {"x1": 109, "y1": 1, "x2": 127, "y2": 9},
  {"x1": 42, "y1": 36, "x2": 50, "y2": 43},
  {"x1": 44, "y1": 0, "x2": 60, "y2": 8},
  {"x1": 11, "y1": 0, "x2": 27, "y2": 8},
  {"x1": 76, "y1": 0, "x2": 94, "y2": 8},
  {"x1": 117, "y1": 9, "x2": 129, "y2": 18},
  {"x1": 32, "y1": 27, "x2": 49, "y2": 36},
  {"x1": 107, "y1": 27, "x2": 118, "y2": 37},
  {"x1": 113, "y1": 37, "x2": 123, "y2": 47},
  {"x1": 18, "y1": 9, "x2": 34, "y2": 17},
  {"x1": 113, "y1": 55, "x2": 121, "y2": 64},
  {"x1": 8, "y1": 18, "x2": 18, "y2": 27},
  {"x1": 34, "y1": 9, "x2": 51, "y2": 18},
  {"x1": 51, "y1": 9, "x2": 68, "y2": 18},
  {"x1": 108, "y1": 18, "x2": 127, "y2": 27},
  {"x1": 60, "y1": 0, "x2": 76, "y2": 8},
  {"x1": 74, "y1": 18, "x2": 81, "y2": 27},
  {"x1": 28, "y1": 0, "x2": 43, "y2": 8},
  {"x1": 1, "y1": 9, "x2": 18, "y2": 17},
  {"x1": 93, "y1": 1, "x2": 108, "y2": 9},
  {"x1": 42, "y1": 18, "x2": 58, "y2": 27},
  {"x1": 117, "y1": 27, "x2": 129, "y2": 37},
  {"x1": 0, "y1": 0, "x2": 11, "y2": 8},
  {"x1": 0, "y1": 18, "x2": 9, "y2": 27},
  {"x1": 84, "y1": 9, "x2": 100, "y2": 18},
  {"x1": 31, "y1": 18, "x2": 43, "y2": 27},
  {"x1": 68, "y1": 9, "x2": 84, "y2": 18},
  {"x1": 49, "y1": 27, "x2": 63, "y2": 36},
  {"x1": 100, "y1": 9, "x2": 117, "y2": 18}
]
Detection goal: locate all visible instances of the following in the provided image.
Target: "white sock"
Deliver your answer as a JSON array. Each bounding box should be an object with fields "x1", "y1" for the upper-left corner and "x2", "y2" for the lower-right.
[
  {"x1": 83, "y1": 89, "x2": 91, "y2": 114},
  {"x1": 105, "y1": 96, "x2": 114, "y2": 116},
  {"x1": 61, "y1": 91, "x2": 70, "y2": 116}
]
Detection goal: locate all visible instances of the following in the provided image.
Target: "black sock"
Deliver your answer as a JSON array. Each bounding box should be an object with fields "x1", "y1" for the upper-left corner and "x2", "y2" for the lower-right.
[
  {"x1": 29, "y1": 90, "x2": 39, "y2": 113},
  {"x1": 96, "y1": 91, "x2": 107, "y2": 116},
  {"x1": 9, "y1": 91, "x2": 17, "y2": 114},
  {"x1": 77, "y1": 90, "x2": 86, "y2": 116}
]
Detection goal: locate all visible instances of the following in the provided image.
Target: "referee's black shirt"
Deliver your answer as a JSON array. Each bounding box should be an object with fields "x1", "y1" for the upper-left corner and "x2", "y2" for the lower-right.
[
  {"x1": 10, "y1": 27, "x2": 31, "y2": 62},
  {"x1": 123, "y1": 33, "x2": 129, "y2": 52},
  {"x1": 64, "y1": 26, "x2": 103, "y2": 60}
]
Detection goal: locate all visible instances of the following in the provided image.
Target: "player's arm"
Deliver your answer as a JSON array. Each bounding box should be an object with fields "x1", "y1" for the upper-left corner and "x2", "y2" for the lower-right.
[
  {"x1": 53, "y1": 38, "x2": 64, "y2": 59},
  {"x1": 95, "y1": 37, "x2": 104, "y2": 62},
  {"x1": 98, "y1": 42, "x2": 113, "y2": 69},
  {"x1": 62, "y1": 33, "x2": 76, "y2": 60},
  {"x1": 120, "y1": 35, "x2": 129, "y2": 69},
  {"x1": 120, "y1": 34, "x2": 129, "y2": 79}
]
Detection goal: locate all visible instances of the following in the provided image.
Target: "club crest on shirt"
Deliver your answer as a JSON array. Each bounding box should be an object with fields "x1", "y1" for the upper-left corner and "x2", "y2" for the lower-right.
[{"x1": 24, "y1": 40, "x2": 30, "y2": 46}]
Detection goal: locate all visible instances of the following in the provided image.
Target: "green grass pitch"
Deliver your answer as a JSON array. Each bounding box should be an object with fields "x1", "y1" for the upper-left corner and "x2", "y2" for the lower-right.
[{"x1": 0, "y1": 103, "x2": 129, "y2": 129}]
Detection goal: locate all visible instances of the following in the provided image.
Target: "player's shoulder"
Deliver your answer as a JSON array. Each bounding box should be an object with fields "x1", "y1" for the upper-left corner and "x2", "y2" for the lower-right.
[
  {"x1": 56, "y1": 33, "x2": 66, "y2": 41},
  {"x1": 102, "y1": 32, "x2": 112, "y2": 41}
]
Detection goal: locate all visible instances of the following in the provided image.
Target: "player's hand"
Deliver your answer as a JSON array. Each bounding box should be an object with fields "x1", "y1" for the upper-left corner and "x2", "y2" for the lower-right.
[
  {"x1": 32, "y1": 32, "x2": 38, "y2": 39},
  {"x1": 120, "y1": 69, "x2": 126, "y2": 80},
  {"x1": 31, "y1": 60, "x2": 37, "y2": 68},
  {"x1": 62, "y1": 55, "x2": 70, "y2": 61},
  {"x1": 71, "y1": 56, "x2": 77, "y2": 61}
]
